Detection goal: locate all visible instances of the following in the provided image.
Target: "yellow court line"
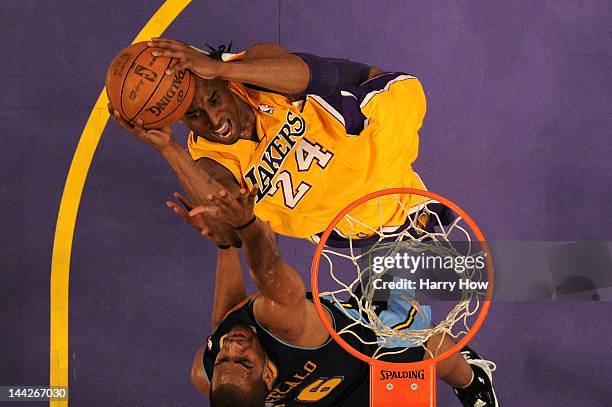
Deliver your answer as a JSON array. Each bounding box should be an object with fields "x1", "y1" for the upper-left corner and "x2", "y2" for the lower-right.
[{"x1": 49, "y1": 1, "x2": 191, "y2": 405}]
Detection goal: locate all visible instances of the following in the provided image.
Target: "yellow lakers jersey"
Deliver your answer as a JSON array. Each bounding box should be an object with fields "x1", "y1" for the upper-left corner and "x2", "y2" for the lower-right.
[{"x1": 188, "y1": 73, "x2": 427, "y2": 239}]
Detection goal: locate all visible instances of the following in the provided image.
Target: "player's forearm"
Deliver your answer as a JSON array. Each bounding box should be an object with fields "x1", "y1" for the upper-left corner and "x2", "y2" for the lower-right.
[
  {"x1": 158, "y1": 141, "x2": 241, "y2": 245},
  {"x1": 242, "y1": 43, "x2": 289, "y2": 61},
  {"x1": 237, "y1": 218, "x2": 305, "y2": 305},
  {"x1": 211, "y1": 248, "x2": 247, "y2": 328},
  {"x1": 217, "y1": 54, "x2": 310, "y2": 95},
  {"x1": 238, "y1": 218, "x2": 282, "y2": 279},
  {"x1": 158, "y1": 140, "x2": 224, "y2": 205}
]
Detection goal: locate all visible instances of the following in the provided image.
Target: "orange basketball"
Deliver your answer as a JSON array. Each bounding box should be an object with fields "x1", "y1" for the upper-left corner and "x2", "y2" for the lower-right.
[{"x1": 105, "y1": 42, "x2": 195, "y2": 129}]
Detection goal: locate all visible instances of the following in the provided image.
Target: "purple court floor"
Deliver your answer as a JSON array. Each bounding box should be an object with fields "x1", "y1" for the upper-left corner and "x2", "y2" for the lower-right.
[{"x1": 2, "y1": 1, "x2": 611, "y2": 406}]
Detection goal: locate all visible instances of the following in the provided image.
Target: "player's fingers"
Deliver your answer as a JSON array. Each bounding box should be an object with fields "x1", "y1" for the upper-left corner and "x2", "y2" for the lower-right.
[
  {"x1": 149, "y1": 37, "x2": 186, "y2": 45},
  {"x1": 200, "y1": 227, "x2": 212, "y2": 237},
  {"x1": 189, "y1": 205, "x2": 215, "y2": 217},
  {"x1": 165, "y1": 60, "x2": 193, "y2": 76},
  {"x1": 166, "y1": 198, "x2": 187, "y2": 212},
  {"x1": 145, "y1": 128, "x2": 167, "y2": 139},
  {"x1": 110, "y1": 108, "x2": 127, "y2": 125},
  {"x1": 209, "y1": 193, "x2": 233, "y2": 209},
  {"x1": 152, "y1": 46, "x2": 190, "y2": 59},
  {"x1": 200, "y1": 229, "x2": 225, "y2": 246},
  {"x1": 148, "y1": 38, "x2": 188, "y2": 50},
  {"x1": 149, "y1": 37, "x2": 171, "y2": 43},
  {"x1": 234, "y1": 188, "x2": 248, "y2": 204},
  {"x1": 110, "y1": 114, "x2": 129, "y2": 131},
  {"x1": 166, "y1": 200, "x2": 189, "y2": 220},
  {"x1": 173, "y1": 192, "x2": 193, "y2": 211},
  {"x1": 168, "y1": 206, "x2": 189, "y2": 221},
  {"x1": 132, "y1": 119, "x2": 148, "y2": 138},
  {"x1": 151, "y1": 48, "x2": 183, "y2": 60},
  {"x1": 110, "y1": 109, "x2": 136, "y2": 131},
  {"x1": 222, "y1": 190, "x2": 242, "y2": 208},
  {"x1": 246, "y1": 185, "x2": 259, "y2": 206},
  {"x1": 236, "y1": 187, "x2": 254, "y2": 206},
  {"x1": 189, "y1": 206, "x2": 205, "y2": 217},
  {"x1": 194, "y1": 207, "x2": 221, "y2": 229}
]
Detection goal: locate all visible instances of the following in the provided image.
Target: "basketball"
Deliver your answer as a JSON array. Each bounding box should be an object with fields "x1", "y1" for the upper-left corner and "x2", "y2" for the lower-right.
[{"x1": 105, "y1": 42, "x2": 195, "y2": 129}]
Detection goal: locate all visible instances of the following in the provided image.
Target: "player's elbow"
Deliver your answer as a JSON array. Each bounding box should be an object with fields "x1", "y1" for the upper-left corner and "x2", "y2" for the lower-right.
[
  {"x1": 284, "y1": 276, "x2": 306, "y2": 308},
  {"x1": 257, "y1": 259, "x2": 306, "y2": 308},
  {"x1": 280, "y1": 271, "x2": 307, "y2": 309},
  {"x1": 244, "y1": 43, "x2": 289, "y2": 60}
]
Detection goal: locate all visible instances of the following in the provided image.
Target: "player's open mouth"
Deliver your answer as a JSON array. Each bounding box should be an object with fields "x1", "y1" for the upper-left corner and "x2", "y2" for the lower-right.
[{"x1": 212, "y1": 119, "x2": 232, "y2": 139}]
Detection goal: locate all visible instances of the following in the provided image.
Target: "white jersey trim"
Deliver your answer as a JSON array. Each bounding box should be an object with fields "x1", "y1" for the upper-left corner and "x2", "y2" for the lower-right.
[
  {"x1": 359, "y1": 74, "x2": 416, "y2": 109},
  {"x1": 307, "y1": 94, "x2": 346, "y2": 126}
]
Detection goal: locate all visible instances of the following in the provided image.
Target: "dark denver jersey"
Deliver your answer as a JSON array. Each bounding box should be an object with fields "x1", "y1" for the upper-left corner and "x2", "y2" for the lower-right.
[{"x1": 203, "y1": 294, "x2": 375, "y2": 406}]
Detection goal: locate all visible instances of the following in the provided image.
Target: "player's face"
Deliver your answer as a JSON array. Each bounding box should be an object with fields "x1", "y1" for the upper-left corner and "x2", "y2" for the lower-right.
[
  {"x1": 182, "y1": 78, "x2": 255, "y2": 145},
  {"x1": 211, "y1": 326, "x2": 269, "y2": 390}
]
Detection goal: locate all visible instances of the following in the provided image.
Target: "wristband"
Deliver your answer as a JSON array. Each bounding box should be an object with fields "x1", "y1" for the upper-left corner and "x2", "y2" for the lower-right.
[
  {"x1": 234, "y1": 215, "x2": 256, "y2": 230},
  {"x1": 293, "y1": 53, "x2": 338, "y2": 96}
]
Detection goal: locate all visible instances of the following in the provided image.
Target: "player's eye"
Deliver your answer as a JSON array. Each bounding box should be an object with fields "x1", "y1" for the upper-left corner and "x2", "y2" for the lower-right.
[
  {"x1": 237, "y1": 359, "x2": 253, "y2": 369},
  {"x1": 214, "y1": 357, "x2": 229, "y2": 366},
  {"x1": 185, "y1": 110, "x2": 200, "y2": 119}
]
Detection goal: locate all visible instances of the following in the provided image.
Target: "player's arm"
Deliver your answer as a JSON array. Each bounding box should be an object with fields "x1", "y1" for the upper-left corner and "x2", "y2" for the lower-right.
[
  {"x1": 211, "y1": 247, "x2": 247, "y2": 328},
  {"x1": 242, "y1": 42, "x2": 289, "y2": 60},
  {"x1": 150, "y1": 38, "x2": 308, "y2": 95},
  {"x1": 166, "y1": 193, "x2": 247, "y2": 396},
  {"x1": 150, "y1": 38, "x2": 381, "y2": 98},
  {"x1": 194, "y1": 157, "x2": 239, "y2": 194},
  {"x1": 153, "y1": 141, "x2": 243, "y2": 246},
  {"x1": 239, "y1": 42, "x2": 382, "y2": 88},
  {"x1": 108, "y1": 110, "x2": 241, "y2": 246},
  {"x1": 243, "y1": 218, "x2": 327, "y2": 346},
  {"x1": 191, "y1": 188, "x2": 329, "y2": 347},
  {"x1": 166, "y1": 192, "x2": 247, "y2": 327},
  {"x1": 241, "y1": 42, "x2": 383, "y2": 94},
  {"x1": 188, "y1": 248, "x2": 246, "y2": 397}
]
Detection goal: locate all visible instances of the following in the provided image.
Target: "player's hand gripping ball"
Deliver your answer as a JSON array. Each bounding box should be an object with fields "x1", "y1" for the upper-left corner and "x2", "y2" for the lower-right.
[{"x1": 105, "y1": 42, "x2": 195, "y2": 129}]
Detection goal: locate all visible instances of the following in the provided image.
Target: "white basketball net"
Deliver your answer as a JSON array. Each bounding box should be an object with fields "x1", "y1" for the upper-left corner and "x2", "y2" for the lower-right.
[{"x1": 317, "y1": 194, "x2": 489, "y2": 360}]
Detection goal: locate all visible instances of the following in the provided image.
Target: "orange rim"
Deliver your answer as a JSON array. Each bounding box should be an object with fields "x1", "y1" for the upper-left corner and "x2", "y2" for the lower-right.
[{"x1": 310, "y1": 188, "x2": 494, "y2": 368}]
